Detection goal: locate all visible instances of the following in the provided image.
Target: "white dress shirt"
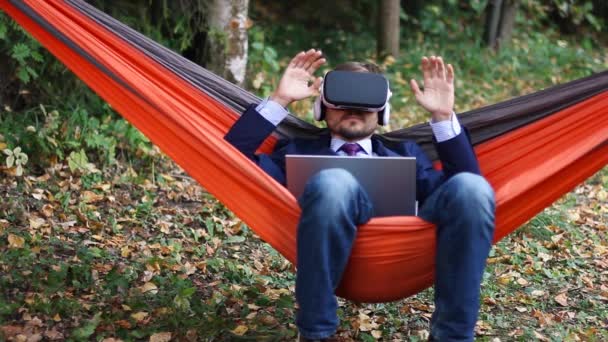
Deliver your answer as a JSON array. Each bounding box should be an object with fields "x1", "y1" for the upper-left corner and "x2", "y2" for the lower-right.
[{"x1": 255, "y1": 98, "x2": 463, "y2": 152}]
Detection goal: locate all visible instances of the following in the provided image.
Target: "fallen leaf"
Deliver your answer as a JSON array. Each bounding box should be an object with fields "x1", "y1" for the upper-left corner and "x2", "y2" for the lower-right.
[
  {"x1": 533, "y1": 331, "x2": 549, "y2": 341},
  {"x1": 140, "y1": 282, "x2": 158, "y2": 295},
  {"x1": 29, "y1": 217, "x2": 46, "y2": 229},
  {"x1": 121, "y1": 246, "x2": 131, "y2": 258},
  {"x1": 131, "y1": 312, "x2": 148, "y2": 322},
  {"x1": 183, "y1": 262, "x2": 196, "y2": 275},
  {"x1": 358, "y1": 312, "x2": 379, "y2": 331},
  {"x1": 149, "y1": 332, "x2": 171, "y2": 342},
  {"x1": 0, "y1": 325, "x2": 23, "y2": 338},
  {"x1": 40, "y1": 204, "x2": 54, "y2": 218},
  {"x1": 597, "y1": 189, "x2": 607, "y2": 201},
  {"x1": 8, "y1": 234, "x2": 25, "y2": 248},
  {"x1": 531, "y1": 290, "x2": 545, "y2": 297},
  {"x1": 555, "y1": 293, "x2": 569, "y2": 307},
  {"x1": 232, "y1": 325, "x2": 248, "y2": 336},
  {"x1": 158, "y1": 220, "x2": 172, "y2": 234},
  {"x1": 81, "y1": 190, "x2": 104, "y2": 203},
  {"x1": 44, "y1": 329, "x2": 64, "y2": 340}
]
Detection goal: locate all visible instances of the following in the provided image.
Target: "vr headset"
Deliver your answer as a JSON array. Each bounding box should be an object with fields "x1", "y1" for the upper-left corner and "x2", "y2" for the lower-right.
[{"x1": 313, "y1": 70, "x2": 392, "y2": 126}]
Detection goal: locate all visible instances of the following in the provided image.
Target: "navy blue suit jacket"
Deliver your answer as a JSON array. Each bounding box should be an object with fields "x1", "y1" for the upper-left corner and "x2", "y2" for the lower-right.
[{"x1": 225, "y1": 105, "x2": 481, "y2": 206}]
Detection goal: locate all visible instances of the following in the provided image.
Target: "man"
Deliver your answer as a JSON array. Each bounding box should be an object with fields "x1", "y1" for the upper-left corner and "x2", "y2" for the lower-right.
[{"x1": 225, "y1": 49, "x2": 495, "y2": 342}]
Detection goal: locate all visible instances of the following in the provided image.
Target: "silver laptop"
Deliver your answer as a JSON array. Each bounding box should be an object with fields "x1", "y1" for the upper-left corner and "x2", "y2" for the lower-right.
[{"x1": 286, "y1": 155, "x2": 417, "y2": 217}]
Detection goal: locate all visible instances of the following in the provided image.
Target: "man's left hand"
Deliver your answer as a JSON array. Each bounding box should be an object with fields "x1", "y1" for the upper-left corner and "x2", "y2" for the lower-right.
[{"x1": 410, "y1": 56, "x2": 454, "y2": 122}]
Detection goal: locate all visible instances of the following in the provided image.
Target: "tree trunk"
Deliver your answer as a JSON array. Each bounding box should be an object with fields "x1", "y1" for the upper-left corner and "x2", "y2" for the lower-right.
[
  {"x1": 377, "y1": 0, "x2": 400, "y2": 59},
  {"x1": 483, "y1": 0, "x2": 503, "y2": 49},
  {"x1": 496, "y1": 0, "x2": 518, "y2": 47},
  {"x1": 205, "y1": 0, "x2": 249, "y2": 87},
  {"x1": 483, "y1": 0, "x2": 518, "y2": 50}
]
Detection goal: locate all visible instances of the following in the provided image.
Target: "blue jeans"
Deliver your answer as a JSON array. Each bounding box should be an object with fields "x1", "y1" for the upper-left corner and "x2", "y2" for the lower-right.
[{"x1": 295, "y1": 168, "x2": 495, "y2": 341}]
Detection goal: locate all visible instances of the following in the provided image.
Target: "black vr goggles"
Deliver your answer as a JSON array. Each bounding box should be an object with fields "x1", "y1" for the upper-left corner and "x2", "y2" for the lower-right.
[{"x1": 313, "y1": 70, "x2": 392, "y2": 125}]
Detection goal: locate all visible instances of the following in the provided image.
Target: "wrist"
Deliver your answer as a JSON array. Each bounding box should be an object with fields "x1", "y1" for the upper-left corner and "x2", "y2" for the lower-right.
[
  {"x1": 431, "y1": 109, "x2": 453, "y2": 122},
  {"x1": 269, "y1": 93, "x2": 291, "y2": 108}
]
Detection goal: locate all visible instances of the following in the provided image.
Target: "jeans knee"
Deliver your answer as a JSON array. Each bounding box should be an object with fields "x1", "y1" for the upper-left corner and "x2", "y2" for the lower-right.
[
  {"x1": 298, "y1": 168, "x2": 372, "y2": 226},
  {"x1": 301, "y1": 168, "x2": 359, "y2": 205},
  {"x1": 446, "y1": 172, "x2": 495, "y2": 210}
]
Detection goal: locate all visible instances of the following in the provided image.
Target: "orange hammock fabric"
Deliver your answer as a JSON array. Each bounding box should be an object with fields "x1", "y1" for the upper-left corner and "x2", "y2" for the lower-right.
[{"x1": 2, "y1": 0, "x2": 607, "y2": 302}]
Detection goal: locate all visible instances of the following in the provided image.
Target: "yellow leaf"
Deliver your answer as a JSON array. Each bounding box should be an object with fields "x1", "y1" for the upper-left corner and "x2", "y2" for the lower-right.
[
  {"x1": 597, "y1": 189, "x2": 607, "y2": 201},
  {"x1": 497, "y1": 276, "x2": 511, "y2": 285},
  {"x1": 372, "y1": 330, "x2": 382, "y2": 338},
  {"x1": 183, "y1": 262, "x2": 196, "y2": 276},
  {"x1": 554, "y1": 293, "x2": 569, "y2": 307},
  {"x1": 131, "y1": 311, "x2": 148, "y2": 322},
  {"x1": 140, "y1": 282, "x2": 158, "y2": 295},
  {"x1": 158, "y1": 221, "x2": 172, "y2": 234},
  {"x1": 8, "y1": 234, "x2": 25, "y2": 248},
  {"x1": 358, "y1": 312, "x2": 379, "y2": 331},
  {"x1": 82, "y1": 190, "x2": 104, "y2": 203},
  {"x1": 41, "y1": 204, "x2": 54, "y2": 218},
  {"x1": 232, "y1": 325, "x2": 248, "y2": 336},
  {"x1": 149, "y1": 332, "x2": 171, "y2": 342},
  {"x1": 29, "y1": 217, "x2": 46, "y2": 229},
  {"x1": 121, "y1": 246, "x2": 131, "y2": 258}
]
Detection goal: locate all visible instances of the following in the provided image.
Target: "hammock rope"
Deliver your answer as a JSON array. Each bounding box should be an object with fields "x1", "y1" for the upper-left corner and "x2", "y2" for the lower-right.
[{"x1": 2, "y1": 0, "x2": 607, "y2": 302}]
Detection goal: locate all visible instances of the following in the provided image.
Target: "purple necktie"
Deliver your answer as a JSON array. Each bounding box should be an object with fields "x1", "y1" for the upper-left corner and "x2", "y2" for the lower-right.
[{"x1": 339, "y1": 143, "x2": 363, "y2": 156}]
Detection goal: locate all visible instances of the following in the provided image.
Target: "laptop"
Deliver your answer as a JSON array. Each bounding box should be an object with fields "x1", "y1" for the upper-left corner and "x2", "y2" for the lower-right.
[{"x1": 286, "y1": 155, "x2": 417, "y2": 217}]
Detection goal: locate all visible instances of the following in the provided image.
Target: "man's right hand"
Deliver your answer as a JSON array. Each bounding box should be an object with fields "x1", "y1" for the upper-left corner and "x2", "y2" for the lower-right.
[{"x1": 270, "y1": 49, "x2": 325, "y2": 108}]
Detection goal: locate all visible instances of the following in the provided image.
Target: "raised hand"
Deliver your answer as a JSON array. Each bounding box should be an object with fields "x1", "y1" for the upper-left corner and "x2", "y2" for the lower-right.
[
  {"x1": 270, "y1": 49, "x2": 326, "y2": 108},
  {"x1": 409, "y1": 56, "x2": 455, "y2": 122}
]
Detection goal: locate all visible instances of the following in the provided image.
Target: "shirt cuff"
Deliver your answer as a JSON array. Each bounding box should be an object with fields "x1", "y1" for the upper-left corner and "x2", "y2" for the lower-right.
[
  {"x1": 429, "y1": 112, "x2": 462, "y2": 143},
  {"x1": 255, "y1": 97, "x2": 289, "y2": 126}
]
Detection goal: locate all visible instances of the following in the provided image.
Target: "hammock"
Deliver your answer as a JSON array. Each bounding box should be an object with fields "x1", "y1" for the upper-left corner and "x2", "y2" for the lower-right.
[{"x1": 2, "y1": 0, "x2": 607, "y2": 303}]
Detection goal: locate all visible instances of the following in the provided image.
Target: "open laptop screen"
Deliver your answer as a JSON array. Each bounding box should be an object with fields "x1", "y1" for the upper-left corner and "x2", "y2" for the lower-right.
[{"x1": 286, "y1": 155, "x2": 416, "y2": 217}]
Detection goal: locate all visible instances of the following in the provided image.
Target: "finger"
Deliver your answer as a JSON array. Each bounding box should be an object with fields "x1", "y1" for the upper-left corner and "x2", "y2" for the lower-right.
[
  {"x1": 430, "y1": 55, "x2": 438, "y2": 79},
  {"x1": 301, "y1": 49, "x2": 320, "y2": 70},
  {"x1": 309, "y1": 76, "x2": 323, "y2": 95},
  {"x1": 421, "y1": 57, "x2": 431, "y2": 83},
  {"x1": 437, "y1": 56, "x2": 446, "y2": 80},
  {"x1": 307, "y1": 56, "x2": 326, "y2": 74},
  {"x1": 410, "y1": 79, "x2": 422, "y2": 98},
  {"x1": 294, "y1": 49, "x2": 314, "y2": 68},
  {"x1": 289, "y1": 51, "x2": 306, "y2": 68},
  {"x1": 446, "y1": 64, "x2": 454, "y2": 84}
]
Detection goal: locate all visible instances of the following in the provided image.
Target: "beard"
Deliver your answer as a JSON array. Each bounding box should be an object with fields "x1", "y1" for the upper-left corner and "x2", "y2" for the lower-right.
[{"x1": 334, "y1": 120, "x2": 376, "y2": 140}]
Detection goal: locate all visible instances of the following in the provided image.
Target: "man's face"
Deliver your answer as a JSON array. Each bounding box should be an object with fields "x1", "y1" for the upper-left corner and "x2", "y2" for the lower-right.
[{"x1": 325, "y1": 108, "x2": 378, "y2": 141}]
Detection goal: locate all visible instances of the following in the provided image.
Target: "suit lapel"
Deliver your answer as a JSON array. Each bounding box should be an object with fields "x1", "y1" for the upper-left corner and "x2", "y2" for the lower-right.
[
  {"x1": 372, "y1": 136, "x2": 401, "y2": 157},
  {"x1": 302, "y1": 133, "x2": 337, "y2": 156}
]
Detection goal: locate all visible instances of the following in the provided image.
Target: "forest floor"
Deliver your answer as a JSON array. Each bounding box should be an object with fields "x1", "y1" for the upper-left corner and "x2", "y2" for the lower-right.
[{"x1": 1, "y1": 156, "x2": 606, "y2": 341}]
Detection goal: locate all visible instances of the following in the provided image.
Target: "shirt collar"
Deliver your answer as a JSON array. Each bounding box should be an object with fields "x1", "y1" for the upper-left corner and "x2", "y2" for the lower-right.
[{"x1": 330, "y1": 136, "x2": 373, "y2": 156}]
